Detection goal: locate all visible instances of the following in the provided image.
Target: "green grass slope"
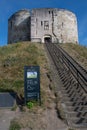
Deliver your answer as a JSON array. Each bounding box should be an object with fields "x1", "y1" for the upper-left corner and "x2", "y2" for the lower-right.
[
  {"x1": 0, "y1": 42, "x2": 49, "y2": 96},
  {"x1": 0, "y1": 42, "x2": 86, "y2": 96},
  {"x1": 60, "y1": 43, "x2": 87, "y2": 70}
]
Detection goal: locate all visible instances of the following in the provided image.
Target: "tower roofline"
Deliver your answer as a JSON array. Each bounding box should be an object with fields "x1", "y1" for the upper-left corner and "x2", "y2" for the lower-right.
[{"x1": 8, "y1": 9, "x2": 30, "y2": 20}]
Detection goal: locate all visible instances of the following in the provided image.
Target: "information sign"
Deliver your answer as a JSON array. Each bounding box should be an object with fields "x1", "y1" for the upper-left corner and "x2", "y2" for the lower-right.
[{"x1": 24, "y1": 66, "x2": 41, "y2": 104}]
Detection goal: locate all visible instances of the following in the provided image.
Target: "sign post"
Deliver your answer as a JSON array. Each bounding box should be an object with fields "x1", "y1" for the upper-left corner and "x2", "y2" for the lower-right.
[{"x1": 24, "y1": 66, "x2": 41, "y2": 105}]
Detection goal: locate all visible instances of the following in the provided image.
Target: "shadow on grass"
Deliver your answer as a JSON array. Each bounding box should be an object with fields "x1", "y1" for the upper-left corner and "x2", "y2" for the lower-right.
[{"x1": 16, "y1": 94, "x2": 24, "y2": 106}]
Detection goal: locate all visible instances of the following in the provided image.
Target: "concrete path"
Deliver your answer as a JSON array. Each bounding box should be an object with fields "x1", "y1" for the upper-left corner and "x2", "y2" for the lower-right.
[
  {"x1": 46, "y1": 109, "x2": 67, "y2": 130},
  {"x1": 0, "y1": 109, "x2": 16, "y2": 130}
]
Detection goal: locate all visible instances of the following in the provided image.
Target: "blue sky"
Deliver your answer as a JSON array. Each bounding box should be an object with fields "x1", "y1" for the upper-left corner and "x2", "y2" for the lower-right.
[{"x1": 0, "y1": 0, "x2": 87, "y2": 46}]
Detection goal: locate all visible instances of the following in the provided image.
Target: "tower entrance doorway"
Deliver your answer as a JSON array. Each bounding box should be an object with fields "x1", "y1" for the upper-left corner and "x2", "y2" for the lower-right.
[{"x1": 44, "y1": 35, "x2": 52, "y2": 43}]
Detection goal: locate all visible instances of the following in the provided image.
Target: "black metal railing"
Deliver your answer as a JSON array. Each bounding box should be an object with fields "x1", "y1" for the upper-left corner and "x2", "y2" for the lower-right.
[
  {"x1": 46, "y1": 43, "x2": 87, "y2": 93},
  {"x1": 45, "y1": 42, "x2": 87, "y2": 127},
  {"x1": 55, "y1": 44, "x2": 87, "y2": 93}
]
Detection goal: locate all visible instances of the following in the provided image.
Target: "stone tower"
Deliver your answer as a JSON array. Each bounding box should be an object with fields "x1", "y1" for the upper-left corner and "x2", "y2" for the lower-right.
[
  {"x1": 8, "y1": 8, "x2": 78, "y2": 44},
  {"x1": 31, "y1": 8, "x2": 78, "y2": 43},
  {"x1": 8, "y1": 9, "x2": 30, "y2": 44}
]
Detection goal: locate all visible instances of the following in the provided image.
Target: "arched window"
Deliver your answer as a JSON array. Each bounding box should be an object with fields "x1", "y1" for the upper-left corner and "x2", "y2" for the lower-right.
[{"x1": 10, "y1": 21, "x2": 12, "y2": 29}]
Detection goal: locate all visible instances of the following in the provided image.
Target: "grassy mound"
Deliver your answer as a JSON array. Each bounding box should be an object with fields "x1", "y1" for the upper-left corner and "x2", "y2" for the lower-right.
[
  {"x1": 0, "y1": 42, "x2": 48, "y2": 96},
  {"x1": 60, "y1": 43, "x2": 87, "y2": 70}
]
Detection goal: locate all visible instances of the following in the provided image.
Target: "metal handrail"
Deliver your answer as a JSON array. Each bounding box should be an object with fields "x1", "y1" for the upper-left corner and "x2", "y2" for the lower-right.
[
  {"x1": 54, "y1": 44, "x2": 87, "y2": 93},
  {"x1": 46, "y1": 43, "x2": 87, "y2": 93}
]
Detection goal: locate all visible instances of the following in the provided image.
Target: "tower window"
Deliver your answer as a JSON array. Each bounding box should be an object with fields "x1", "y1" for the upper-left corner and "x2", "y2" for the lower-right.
[
  {"x1": 11, "y1": 21, "x2": 12, "y2": 29},
  {"x1": 41, "y1": 21, "x2": 43, "y2": 26},
  {"x1": 36, "y1": 18, "x2": 37, "y2": 22},
  {"x1": 44, "y1": 21, "x2": 49, "y2": 30},
  {"x1": 52, "y1": 11, "x2": 53, "y2": 14},
  {"x1": 49, "y1": 11, "x2": 50, "y2": 14}
]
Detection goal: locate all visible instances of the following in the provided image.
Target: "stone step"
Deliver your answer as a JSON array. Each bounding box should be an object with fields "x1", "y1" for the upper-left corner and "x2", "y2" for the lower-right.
[
  {"x1": 76, "y1": 112, "x2": 87, "y2": 118},
  {"x1": 66, "y1": 106, "x2": 76, "y2": 111},
  {"x1": 68, "y1": 91, "x2": 85, "y2": 100},
  {"x1": 67, "y1": 116, "x2": 80, "y2": 123},
  {"x1": 65, "y1": 101, "x2": 73, "y2": 106},
  {"x1": 66, "y1": 111, "x2": 78, "y2": 117},
  {"x1": 68, "y1": 90, "x2": 76, "y2": 96},
  {"x1": 65, "y1": 100, "x2": 86, "y2": 107},
  {"x1": 66, "y1": 110, "x2": 87, "y2": 119},
  {"x1": 61, "y1": 73, "x2": 69, "y2": 78},
  {"x1": 62, "y1": 96, "x2": 83, "y2": 103},
  {"x1": 65, "y1": 87, "x2": 76, "y2": 93},
  {"x1": 62, "y1": 93, "x2": 78, "y2": 101},
  {"x1": 60, "y1": 71, "x2": 68, "y2": 76},
  {"x1": 77, "y1": 106, "x2": 87, "y2": 112},
  {"x1": 68, "y1": 106, "x2": 87, "y2": 112},
  {"x1": 67, "y1": 114, "x2": 87, "y2": 125},
  {"x1": 64, "y1": 85, "x2": 72, "y2": 91},
  {"x1": 68, "y1": 92, "x2": 76, "y2": 98},
  {"x1": 68, "y1": 92, "x2": 83, "y2": 99},
  {"x1": 62, "y1": 96, "x2": 70, "y2": 102},
  {"x1": 79, "y1": 83, "x2": 87, "y2": 93},
  {"x1": 61, "y1": 78, "x2": 69, "y2": 83},
  {"x1": 71, "y1": 122, "x2": 87, "y2": 128},
  {"x1": 72, "y1": 101, "x2": 87, "y2": 107},
  {"x1": 61, "y1": 91, "x2": 86, "y2": 105},
  {"x1": 75, "y1": 117, "x2": 87, "y2": 124},
  {"x1": 70, "y1": 96, "x2": 86, "y2": 102},
  {"x1": 64, "y1": 84, "x2": 75, "y2": 89},
  {"x1": 63, "y1": 81, "x2": 71, "y2": 87},
  {"x1": 61, "y1": 93, "x2": 69, "y2": 97},
  {"x1": 60, "y1": 73, "x2": 66, "y2": 77},
  {"x1": 64, "y1": 79, "x2": 76, "y2": 88},
  {"x1": 67, "y1": 105, "x2": 87, "y2": 112}
]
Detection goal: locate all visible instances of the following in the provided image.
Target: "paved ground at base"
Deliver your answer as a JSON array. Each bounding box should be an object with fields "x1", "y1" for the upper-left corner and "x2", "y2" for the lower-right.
[
  {"x1": 0, "y1": 107, "x2": 68, "y2": 130},
  {"x1": 0, "y1": 108, "x2": 86, "y2": 130},
  {"x1": 0, "y1": 109, "x2": 16, "y2": 130},
  {"x1": 45, "y1": 103, "x2": 68, "y2": 130}
]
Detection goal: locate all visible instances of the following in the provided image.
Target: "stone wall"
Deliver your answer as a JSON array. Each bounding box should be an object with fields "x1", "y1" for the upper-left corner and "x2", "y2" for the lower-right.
[
  {"x1": 56, "y1": 9, "x2": 78, "y2": 43},
  {"x1": 31, "y1": 8, "x2": 54, "y2": 43},
  {"x1": 8, "y1": 9, "x2": 30, "y2": 44},
  {"x1": 8, "y1": 8, "x2": 78, "y2": 44},
  {"x1": 31, "y1": 8, "x2": 78, "y2": 43}
]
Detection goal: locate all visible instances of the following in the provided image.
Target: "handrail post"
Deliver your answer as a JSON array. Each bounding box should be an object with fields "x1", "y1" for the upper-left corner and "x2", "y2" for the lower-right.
[{"x1": 77, "y1": 70, "x2": 79, "y2": 89}]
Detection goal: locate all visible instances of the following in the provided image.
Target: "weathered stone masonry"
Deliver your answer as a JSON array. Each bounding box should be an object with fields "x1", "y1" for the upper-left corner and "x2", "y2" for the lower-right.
[{"x1": 8, "y1": 8, "x2": 78, "y2": 44}]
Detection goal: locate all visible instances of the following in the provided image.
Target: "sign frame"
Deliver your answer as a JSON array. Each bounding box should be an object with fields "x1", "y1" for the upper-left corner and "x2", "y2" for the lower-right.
[{"x1": 24, "y1": 66, "x2": 41, "y2": 105}]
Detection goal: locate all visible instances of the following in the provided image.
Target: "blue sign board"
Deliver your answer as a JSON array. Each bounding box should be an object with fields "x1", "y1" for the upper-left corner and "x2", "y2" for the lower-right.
[{"x1": 24, "y1": 66, "x2": 41, "y2": 104}]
